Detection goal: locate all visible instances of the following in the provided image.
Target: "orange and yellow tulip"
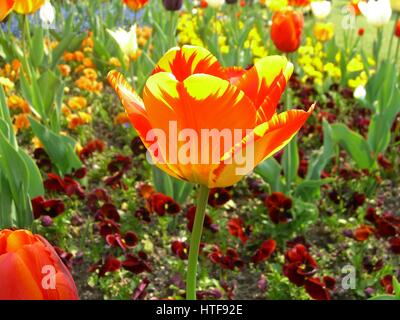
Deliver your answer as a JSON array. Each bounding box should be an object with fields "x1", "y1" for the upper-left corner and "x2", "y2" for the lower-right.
[
  {"x1": 0, "y1": 0, "x2": 15, "y2": 21},
  {"x1": 0, "y1": 229, "x2": 79, "y2": 300},
  {"x1": 108, "y1": 46, "x2": 313, "y2": 188},
  {"x1": 270, "y1": 10, "x2": 304, "y2": 53},
  {"x1": 123, "y1": 0, "x2": 149, "y2": 11},
  {"x1": 0, "y1": 0, "x2": 45, "y2": 21}
]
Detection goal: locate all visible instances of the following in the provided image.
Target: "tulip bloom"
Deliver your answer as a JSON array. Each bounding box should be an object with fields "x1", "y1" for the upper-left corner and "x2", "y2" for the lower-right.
[
  {"x1": 270, "y1": 10, "x2": 304, "y2": 53},
  {"x1": 13, "y1": 0, "x2": 45, "y2": 14},
  {"x1": 108, "y1": 46, "x2": 313, "y2": 188},
  {"x1": 0, "y1": 229, "x2": 79, "y2": 300},
  {"x1": 123, "y1": 0, "x2": 149, "y2": 11},
  {"x1": 310, "y1": 1, "x2": 332, "y2": 20},
  {"x1": 163, "y1": 0, "x2": 183, "y2": 11},
  {"x1": 358, "y1": 0, "x2": 392, "y2": 27},
  {"x1": 0, "y1": 0, "x2": 15, "y2": 21},
  {"x1": 395, "y1": 19, "x2": 400, "y2": 37}
]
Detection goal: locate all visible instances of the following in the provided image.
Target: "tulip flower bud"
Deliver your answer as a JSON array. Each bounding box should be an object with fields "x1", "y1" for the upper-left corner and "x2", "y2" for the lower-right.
[
  {"x1": 163, "y1": 0, "x2": 183, "y2": 11},
  {"x1": 270, "y1": 10, "x2": 304, "y2": 53}
]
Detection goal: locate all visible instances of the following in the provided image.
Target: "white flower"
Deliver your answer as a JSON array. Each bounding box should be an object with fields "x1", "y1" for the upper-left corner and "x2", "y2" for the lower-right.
[
  {"x1": 359, "y1": 0, "x2": 392, "y2": 27},
  {"x1": 107, "y1": 25, "x2": 138, "y2": 58},
  {"x1": 206, "y1": 0, "x2": 225, "y2": 8},
  {"x1": 353, "y1": 85, "x2": 366, "y2": 100},
  {"x1": 310, "y1": 1, "x2": 332, "y2": 20},
  {"x1": 39, "y1": 1, "x2": 55, "y2": 25}
]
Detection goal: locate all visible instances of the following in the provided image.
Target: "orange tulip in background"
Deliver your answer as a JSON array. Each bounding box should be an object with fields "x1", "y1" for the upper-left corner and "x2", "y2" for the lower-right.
[
  {"x1": 288, "y1": 0, "x2": 310, "y2": 7},
  {"x1": 123, "y1": 0, "x2": 149, "y2": 11},
  {"x1": 0, "y1": 229, "x2": 79, "y2": 300},
  {"x1": 395, "y1": 19, "x2": 400, "y2": 37},
  {"x1": 0, "y1": 0, "x2": 45, "y2": 21},
  {"x1": 0, "y1": 0, "x2": 15, "y2": 21},
  {"x1": 271, "y1": 10, "x2": 304, "y2": 53},
  {"x1": 108, "y1": 45, "x2": 313, "y2": 188}
]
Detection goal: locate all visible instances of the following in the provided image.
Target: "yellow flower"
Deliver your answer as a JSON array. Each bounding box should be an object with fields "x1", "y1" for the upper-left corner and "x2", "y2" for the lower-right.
[
  {"x1": 67, "y1": 96, "x2": 87, "y2": 110},
  {"x1": 0, "y1": 76, "x2": 14, "y2": 89},
  {"x1": 313, "y1": 22, "x2": 334, "y2": 42}
]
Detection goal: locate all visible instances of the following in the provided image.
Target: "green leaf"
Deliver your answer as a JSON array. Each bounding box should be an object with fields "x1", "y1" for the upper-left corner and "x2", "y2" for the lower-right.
[
  {"x1": 38, "y1": 70, "x2": 62, "y2": 116},
  {"x1": 31, "y1": 27, "x2": 45, "y2": 67},
  {"x1": 18, "y1": 149, "x2": 44, "y2": 198},
  {"x1": 255, "y1": 157, "x2": 285, "y2": 192},
  {"x1": 29, "y1": 117, "x2": 82, "y2": 175},
  {"x1": 282, "y1": 137, "x2": 299, "y2": 188},
  {"x1": 331, "y1": 123, "x2": 373, "y2": 169}
]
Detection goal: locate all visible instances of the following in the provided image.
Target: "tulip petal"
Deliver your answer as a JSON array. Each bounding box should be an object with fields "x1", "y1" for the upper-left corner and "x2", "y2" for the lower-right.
[
  {"x1": 143, "y1": 72, "x2": 256, "y2": 185},
  {"x1": 152, "y1": 45, "x2": 227, "y2": 81},
  {"x1": 0, "y1": 252, "x2": 43, "y2": 299},
  {"x1": 13, "y1": 0, "x2": 45, "y2": 14},
  {"x1": 236, "y1": 56, "x2": 293, "y2": 124},
  {"x1": 0, "y1": 0, "x2": 14, "y2": 21},
  {"x1": 210, "y1": 105, "x2": 314, "y2": 187}
]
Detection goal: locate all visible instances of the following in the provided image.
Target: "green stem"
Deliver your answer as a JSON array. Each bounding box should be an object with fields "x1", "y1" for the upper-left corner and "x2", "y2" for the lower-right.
[
  {"x1": 186, "y1": 185, "x2": 210, "y2": 300},
  {"x1": 395, "y1": 38, "x2": 400, "y2": 63}
]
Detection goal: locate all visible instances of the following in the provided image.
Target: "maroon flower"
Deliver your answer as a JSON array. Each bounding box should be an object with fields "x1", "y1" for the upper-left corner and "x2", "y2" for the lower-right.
[
  {"x1": 209, "y1": 246, "x2": 244, "y2": 270},
  {"x1": 171, "y1": 240, "x2": 189, "y2": 260},
  {"x1": 265, "y1": 192, "x2": 293, "y2": 224},
  {"x1": 99, "y1": 219, "x2": 120, "y2": 238},
  {"x1": 31, "y1": 196, "x2": 65, "y2": 219},
  {"x1": 186, "y1": 205, "x2": 218, "y2": 233},
  {"x1": 122, "y1": 253, "x2": 151, "y2": 274},
  {"x1": 227, "y1": 217, "x2": 249, "y2": 244},
  {"x1": 44, "y1": 173, "x2": 65, "y2": 192},
  {"x1": 97, "y1": 256, "x2": 121, "y2": 277},
  {"x1": 33, "y1": 148, "x2": 52, "y2": 172},
  {"x1": 377, "y1": 154, "x2": 393, "y2": 170},
  {"x1": 79, "y1": 139, "x2": 105, "y2": 162},
  {"x1": 252, "y1": 239, "x2": 276, "y2": 264},
  {"x1": 283, "y1": 244, "x2": 317, "y2": 286},
  {"x1": 246, "y1": 177, "x2": 266, "y2": 199},
  {"x1": 44, "y1": 173, "x2": 85, "y2": 198},
  {"x1": 97, "y1": 203, "x2": 120, "y2": 222},
  {"x1": 148, "y1": 193, "x2": 181, "y2": 216},
  {"x1": 304, "y1": 277, "x2": 331, "y2": 300},
  {"x1": 389, "y1": 237, "x2": 400, "y2": 254},
  {"x1": 107, "y1": 154, "x2": 132, "y2": 173},
  {"x1": 380, "y1": 275, "x2": 394, "y2": 294},
  {"x1": 106, "y1": 231, "x2": 138, "y2": 250},
  {"x1": 134, "y1": 207, "x2": 152, "y2": 223},
  {"x1": 130, "y1": 136, "x2": 147, "y2": 156},
  {"x1": 86, "y1": 188, "x2": 111, "y2": 213},
  {"x1": 208, "y1": 188, "x2": 231, "y2": 207},
  {"x1": 196, "y1": 289, "x2": 222, "y2": 300},
  {"x1": 347, "y1": 192, "x2": 366, "y2": 211},
  {"x1": 132, "y1": 278, "x2": 150, "y2": 300}
]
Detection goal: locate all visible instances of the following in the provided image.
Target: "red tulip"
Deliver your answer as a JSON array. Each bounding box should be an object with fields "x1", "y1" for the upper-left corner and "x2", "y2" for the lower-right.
[
  {"x1": 0, "y1": 229, "x2": 79, "y2": 300},
  {"x1": 270, "y1": 10, "x2": 304, "y2": 53},
  {"x1": 395, "y1": 19, "x2": 400, "y2": 38}
]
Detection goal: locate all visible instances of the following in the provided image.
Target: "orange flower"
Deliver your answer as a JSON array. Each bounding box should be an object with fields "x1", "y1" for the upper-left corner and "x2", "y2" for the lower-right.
[
  {"x1": 13, "y1": 0, "x2": 45, "y2": 14},
  {"x1": 108, "y1": 46, "x2": 313, "y2": 188},
  {"x1": 288, "y1": 0, "x2": 310, "y2": 6},
  {"x1": 395, "y1": 19, "x2": 400, "y2": 37},
  {"x1": 349, "y1": 0, "x2": 362, "y2": 15},
  {"x1": 67, "y1": 96, "x2": 87, "y2": 110},
  {"x1": 7, "y1": 95, "x2": 30, "y2": 113},
  {"x1": 123, "y1": 0, "x2": 149, "y2": 11},
  {"x1": 13, "y1": 113, "x2": 30, "y2": 131},
  {"x1": 271, "y1": 10, "x2": 304, "y2": 53},
  {"x1": 0, "y1": 0, "x2": 15, "y2": 21},
  {"x1": 0, "y1": 229, "x2": 79, "y2": 300},
  {"x1": 114, "y1": 112, "x2": 131, "y2": 125},
  {"x1": 58, "y1": 64, "x2": 71, "y2": 77}
]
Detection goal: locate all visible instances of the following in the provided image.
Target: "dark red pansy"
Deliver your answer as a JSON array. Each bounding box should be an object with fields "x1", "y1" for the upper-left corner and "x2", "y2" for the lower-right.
[
  {"x1": 251, "y1": 239, "x2": 276, "y2": 264},
  {"x1": 265, "y1": 192, "x2": 293, "y2": 224},
  {"x1": 171, "y1": 240, "x2": 189, "y2": 260},
  {"x1": 137, "y1": 183, "x2": 155, "y2": 200},
  {"x1": 353, "y1": 225, "x2": 375, "y2": 241},
  {"x1": 134, "y1": 207, "x2": 152, "y2": 223},
  {"x1": 44, "y1": 173, "x2": 65, "y2": 192},
  {"x1": 186, "y1": 205, "x2": 218, "y2": 233},
  {"x1": 209, "y1": 246, "x2": 243, "y2": 270},
  {"x1": 99, "y1": 256, "x2": 121, "y2": 277},
  {"x1": 283, "y1": 244, "x2": 317, "y2": 286},
  {"x1": 107, "y1": 154, "x2": 132, "y2": 173},
  {"x1": 347, "y1": 192, "x2": 366, "y2": 211},
  {"x1": 79, "y1": 139, "x2": 105, "y2": 162},
  {"x1": 227, "y1": 217, "x2": 249, "y2": 244},
  {"x1": 124, "y1": 231, "x2": 139, "y2": 248},
  {"x1": 33, "y1": 147, "x2": 52, "y2": 172},
  {"x1": 304, "y1": 277, "x2": 331, "y2": 300},
  {"x1": 63, "y1": 176, "x2": 85, "y2": 198},
  {"x1": 323, "y1": 276, "x2": 336, "y2": 290},
  {"x1": 31, "y1": 196, "x2": 65, "y2": 219},
  {"x1": 72, "y1": 167, "x2": 87, "y2": 179},
  {"x1": 99, "y1": 219, "x2": 120, "y2": 238},
  {"x1": 122, "y1": 253, "x2": 151, "y2": 274},
  {"x1": 98, "y1": 203, "x2": 120, "y2": 222},
  {"x1": 86, "y1": 188, "x2": 111, "y2": 213},
  {"x1": 389, "y1": 237, "x2": 400, "y2": 254},
  {"x1": 377, "y1": 154, "x2": 393, "y2": 170},
  {"x1": 132, "y1": 278, "x2": 150, "y2": 300},
  {"x1": 208, "y1": 188, "x2": 231, "y2": 207},
  {"x1": 196, "y1": 289, "x2": 222, "y2": 300},
  {"x1": 130, "y1": 136, "x2": 147, "y2": 156},
  {"x1": 246, "y1": 177, "x2": 266, "y2": 199},
  {"x1": 380, "y1": 275, "x2": 394, "y2": 294},
  {"x1": 104, "y1": 171, "x2": 126, "y2": 189},
  {"x1": 148, "y1": 192, "x2": 181, "y2": 216}
]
